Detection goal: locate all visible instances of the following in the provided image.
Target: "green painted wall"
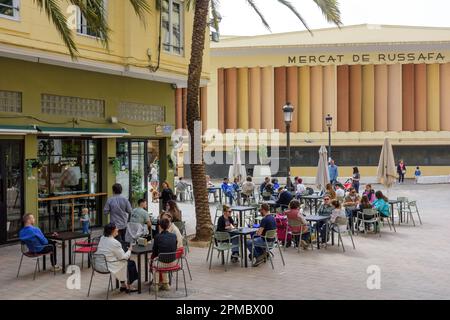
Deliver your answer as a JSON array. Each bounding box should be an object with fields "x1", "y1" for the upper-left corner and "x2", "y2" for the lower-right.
[{"x1": 1, "y1": 56, "x2": 176, "y2": 221}]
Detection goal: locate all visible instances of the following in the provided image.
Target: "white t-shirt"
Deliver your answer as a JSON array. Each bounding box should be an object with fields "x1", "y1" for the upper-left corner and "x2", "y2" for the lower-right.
[
  {"x1": 336, "y1": 188, "x2": 345, "y2": 198},
  {"x1": 296, "y1": 183, "x2": 306, "y2": 194}
]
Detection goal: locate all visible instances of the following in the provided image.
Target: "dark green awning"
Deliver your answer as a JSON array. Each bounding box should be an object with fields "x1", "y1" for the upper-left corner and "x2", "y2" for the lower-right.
[
  {"x1": 37, "y1": 127, "x2": 130, "y2": 137},
  {"x1": 0, "y1": 125, "x2": 38, "y2": 135}
]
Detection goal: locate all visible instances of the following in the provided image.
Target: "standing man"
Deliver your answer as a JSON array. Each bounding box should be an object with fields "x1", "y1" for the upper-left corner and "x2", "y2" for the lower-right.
[
  {"x1": 104, "y1": 183, "x2": 133, "y2": 242},
  {"x1": 329, "y1": 159, "x2": 339, "y2": 185}
]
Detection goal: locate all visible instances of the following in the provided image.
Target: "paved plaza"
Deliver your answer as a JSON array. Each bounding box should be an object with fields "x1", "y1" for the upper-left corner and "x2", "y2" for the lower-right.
[{"x1": 1, "y1": 183, "x2": 449, "y2": 300}]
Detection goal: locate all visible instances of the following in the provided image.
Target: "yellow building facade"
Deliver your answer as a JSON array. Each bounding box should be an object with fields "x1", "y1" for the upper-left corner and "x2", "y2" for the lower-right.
[
  {"x1": 0, "y1": 0, "x2": 210, "y2": 244},
  {"x1": 204, "y1": 25, "x2": 450, "y2": 180}
]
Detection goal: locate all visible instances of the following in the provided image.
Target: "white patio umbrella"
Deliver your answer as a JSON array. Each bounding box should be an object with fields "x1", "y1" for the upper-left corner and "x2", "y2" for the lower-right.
[
  {"x1": 377, "y1": 137, "x2": 397, "y2": 189},
  {"x1": 316, "y1": 146, "x2": 330, "y2": 191},
  {"x1": 229, "y1": 146, "x2": 246, "y2": 181}
]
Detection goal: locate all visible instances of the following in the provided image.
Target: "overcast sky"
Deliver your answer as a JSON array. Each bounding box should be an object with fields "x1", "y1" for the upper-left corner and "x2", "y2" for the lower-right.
[{"x1": 218, "y1": 0, "x2": 450, "y2": 36}]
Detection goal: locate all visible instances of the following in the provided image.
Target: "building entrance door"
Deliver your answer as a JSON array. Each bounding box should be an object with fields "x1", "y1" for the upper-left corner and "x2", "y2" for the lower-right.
[{"x1": 0, "y1": 140, "x2": 24, "y2": 244}]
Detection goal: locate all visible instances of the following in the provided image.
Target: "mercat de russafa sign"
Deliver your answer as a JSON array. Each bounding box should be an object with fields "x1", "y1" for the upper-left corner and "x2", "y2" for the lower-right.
[{"x1": 287, "y1": 52, "x2": 447, "y2": 65}]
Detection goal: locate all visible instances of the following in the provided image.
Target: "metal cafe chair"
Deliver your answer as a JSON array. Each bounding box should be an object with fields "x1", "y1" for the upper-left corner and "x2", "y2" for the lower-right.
[
  {"x1": 356, "y1": 209, "x2": 381, "y2": 237},
  {"x1": 87, "y1": 253, "x2": 124, "y2": 300},
  {"x1": 173, "y1": 221, "x2": 190, "y2": 253},
  {"x1": 17, "y1": 242, "x2": 56, "y2": 280},
  {"x1": 208, "y1": 231, "x2": 240, "y2": 272},
  {"x1": 329, "y1": 216, "x2": 356, "y2": 252},
  {"x1": 72, "y1": 236, "x2": 100, "y2": 269},
  {"x1": 150, "y1": 251, "x2": 188, "y2": 300},
  {"x1": 250, "y1": 229, "x2": 285, "y2": 270}
]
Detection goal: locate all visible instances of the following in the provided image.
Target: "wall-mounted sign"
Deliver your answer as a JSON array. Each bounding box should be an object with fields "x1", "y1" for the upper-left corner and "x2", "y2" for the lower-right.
[
  {"x1": 287, "y1": 52, "x2": 446, "y2": 65},
  {"x1": 156, "y1": 125, "x2": 174, "y2": 136}
]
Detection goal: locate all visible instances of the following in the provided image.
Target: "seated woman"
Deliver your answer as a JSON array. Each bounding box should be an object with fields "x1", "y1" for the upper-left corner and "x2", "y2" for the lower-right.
[
  {"x1": 166, "y1": 200, "x2": 182, "y2": 222},
  {"x1": 373, "y1": 191, "x2": 390, "y2": 218},
  {"x1": 295, "y1": 178, "x2": 306, "y2": 197},
  {"x1": 325, "y1": 183, "x2": 337, "y2": 200},
  {"x1": 241, "y1": 176, "x2": 256, "y2": 203},
  {"x1": 217, "y1": 204, "x2": 239, "y2": 263},
  {"x1": 95, "y1": 223, "x2": 138, "y2": 293},
  {"x1": 284, "y1": 200, "x2": 310, "y2": 249},
  {"x1": 151, "y1": 218, "x2": 177, "y2": 291},
  {"x1": 355, "y1": 195, "x2": 373, "y2": 231},
  {"x1": 362, "y1": 184, "x2": 376, "y2": 203}
]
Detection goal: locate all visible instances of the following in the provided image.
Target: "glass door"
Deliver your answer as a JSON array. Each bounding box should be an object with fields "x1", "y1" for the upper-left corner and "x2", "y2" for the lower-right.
[{"x1": 0, "y1": 140, "x2": 24, "y2": 244}]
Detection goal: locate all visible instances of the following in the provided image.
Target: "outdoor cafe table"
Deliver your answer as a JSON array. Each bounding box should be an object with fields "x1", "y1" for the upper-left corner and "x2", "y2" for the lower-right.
[
  {"x1": 47, "y1": 231, "x2": 91, "y2": 273},
  {"x1": 305, "y1": 215, "x2": 330, "y2": 250},
  {"x1": 131, "y1": 243, "x2": 153, "y2": 294},
  {"x1": 231, "y1": 206, "x2": 257, "y2": 227},
  {"x1": 262, "y1": 200, "x2": 277, "y2": 212},
  {"x1": 300, "y1": 195, "x2": 323, "y2": 215},
  {"x1": 388, "y1": 200, "x2": 400, "y2": 231},
  {"x1": 228, "y1": 227, "x2": 258, "y2": 268},
  {"x1": 208, "y1": 187, "x2": 222, "y2": 204}
]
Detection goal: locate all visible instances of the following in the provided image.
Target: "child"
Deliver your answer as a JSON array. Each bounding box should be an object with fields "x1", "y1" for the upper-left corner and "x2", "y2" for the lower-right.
[
  {"x1": 80, "y1": 207, "x2": 90, "y2": 234},
  {"x1": 415, "y1": 166, "x2": 421, "y2": 184},
  {"x1": 330, "y1": 200, "x2": 346, "y2": 224}
]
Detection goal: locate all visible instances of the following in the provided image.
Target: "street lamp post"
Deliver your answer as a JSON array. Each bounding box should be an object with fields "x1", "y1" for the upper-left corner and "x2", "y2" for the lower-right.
[
  {"x1": 283, "y1": 103, "x2": 294, "y2": 190},
  {"x1": 325, "y1": 114, "x2": 333, "y2": 161}
]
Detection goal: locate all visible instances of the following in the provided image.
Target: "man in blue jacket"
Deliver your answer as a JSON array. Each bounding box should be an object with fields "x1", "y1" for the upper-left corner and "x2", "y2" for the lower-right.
[
  {"x1": 329, "y1": 159, "x2": 339, "y2": 184},
  {"x1": 19, "y1": 213, "x2": 60, "y2": 270}
]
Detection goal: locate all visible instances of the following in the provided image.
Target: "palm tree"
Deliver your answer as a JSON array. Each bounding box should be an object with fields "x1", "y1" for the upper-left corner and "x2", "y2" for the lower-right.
[
  {"x1": 184, "y1": 0, "x2": 341, "y2": 241},
  {"x1": 34, "y1": 0, "x2": 341, "y2": 242}
]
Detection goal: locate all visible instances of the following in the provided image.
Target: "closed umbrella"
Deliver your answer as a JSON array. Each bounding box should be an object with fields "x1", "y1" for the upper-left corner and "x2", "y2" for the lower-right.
[
  {"x1": 316, "y1": 146, "x2": 330, "y2": 191},
  {"x1": 377, "y1": 137, "x2": 397, "y2": 189},
  {"x1": 229, "y1": 146, "x2": 246, "y2": 181}
]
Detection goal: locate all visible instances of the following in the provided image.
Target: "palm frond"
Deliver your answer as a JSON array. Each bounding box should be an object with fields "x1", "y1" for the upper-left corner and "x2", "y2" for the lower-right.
[
  {"x1": 70, "y1": 0, "x2": 110, "y2": 50},
  {"x1": 312, "y1": 0, "x2": 342, "y2": 25},
  {"x1": 128, "y1": 0, "x2": 151, "y2": 21},
  {"x1": 246, "y1": 0, "x2": 270, "y2": 31},
  {"x1": 33, "y1": 0, "x2": 78, "y2": 57},
  {"x1": 276, "y1": 0, "x2": 311, "y2": 34},
  {"x1": 185, "y1": 0, "x2": 195, "y2": 11}
]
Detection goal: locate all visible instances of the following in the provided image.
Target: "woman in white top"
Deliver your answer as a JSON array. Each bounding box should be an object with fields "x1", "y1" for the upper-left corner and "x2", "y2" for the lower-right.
[
  {"x1": 95, "y1": 223, "x2": 139, "y2": 293},
  {"x1": 295, "y1": 178, "x2": 306, "y2": 196},
  {"x1": 160, "y1": 212, "x2": 184, "y2": 248}
]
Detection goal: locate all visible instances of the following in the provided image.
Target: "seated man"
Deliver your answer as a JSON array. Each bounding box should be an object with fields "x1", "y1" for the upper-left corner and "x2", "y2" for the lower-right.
[
  {"x1": 276, "y1": 187, "x2": 293, "y2": 209},
  {"x1": 126, "y1": 198, "x2": 152, "y2": 242},
  {"x1": 19, "y1": 213, "x2": 60, "y2": 271},
  {"x1": 316, "y1": 196, "x2": 334, "y2": 244},
  {"x1": 217, "y1": 205, "x2": 239, "y2": 263},
  {"x1": 259, "y1": 177, "x2": 271, "y2": 195},
  {"x1": 343, "y1": 188, "x2": 361, "y2": 224},
  {"x1": 221, "y1": 177, "x2": 234, "y2": 205},
  {"x1": 241, "y1": 176, "x2": 256, "y2": 204},
  {"x1": 247, "y1": 203, "x2": 276, "y2": 266}
]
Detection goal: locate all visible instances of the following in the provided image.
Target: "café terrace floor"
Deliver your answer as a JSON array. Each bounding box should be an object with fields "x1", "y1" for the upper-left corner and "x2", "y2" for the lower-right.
[{"x1": 1, "y1": 182, "x2": 449, "y2": 300}]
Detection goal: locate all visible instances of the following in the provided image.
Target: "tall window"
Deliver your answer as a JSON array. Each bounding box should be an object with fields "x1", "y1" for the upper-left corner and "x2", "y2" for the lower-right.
[
  {"x1": 0, "y1": 0, "x2": 19, "y2": 19},
  {"x1": 162, "y1": 0, "x2": 184, "y2": 55},
  {"x1": 77, "y1": 0, "x2": 107, "y2": 37}
]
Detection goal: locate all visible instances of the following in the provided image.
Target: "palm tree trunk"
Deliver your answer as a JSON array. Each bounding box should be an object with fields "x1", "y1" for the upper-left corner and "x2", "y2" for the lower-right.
[{"x1": 187, "y1": 0, "x2": 212, "y2": 241}]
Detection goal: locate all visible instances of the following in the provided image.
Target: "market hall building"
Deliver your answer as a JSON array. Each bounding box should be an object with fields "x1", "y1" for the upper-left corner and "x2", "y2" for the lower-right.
[
  {"x1": 202, "y1": 24, "x2": 450, "y2": 179},
  {"x1": 0, "y1": 0, "x2": 210, "y2": 245}
]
